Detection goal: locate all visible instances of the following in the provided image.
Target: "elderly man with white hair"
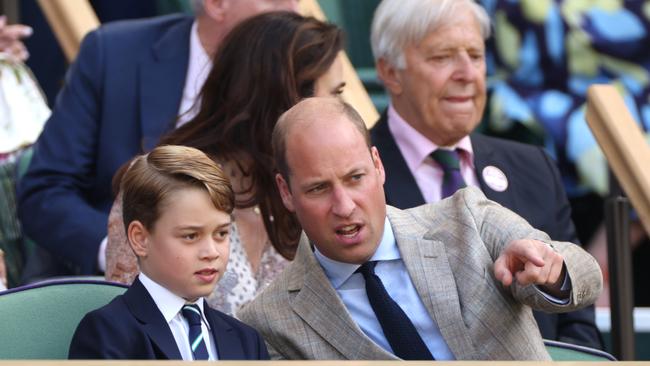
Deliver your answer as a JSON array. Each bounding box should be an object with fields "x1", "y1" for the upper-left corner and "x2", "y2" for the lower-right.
[{"x1": 369, "y1": 0, "x2": 602, "y2": 349}]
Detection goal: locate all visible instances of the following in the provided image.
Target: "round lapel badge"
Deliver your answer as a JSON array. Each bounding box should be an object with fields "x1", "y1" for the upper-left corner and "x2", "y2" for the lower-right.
[{"x1": 482, "y1": 165, "x2": 508, "y2": 192}]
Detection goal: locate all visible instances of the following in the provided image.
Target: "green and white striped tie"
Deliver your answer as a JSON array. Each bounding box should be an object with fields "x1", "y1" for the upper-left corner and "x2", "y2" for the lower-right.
[{"x1": 181, "y1": 304, "x2": 209, "y2": 360}]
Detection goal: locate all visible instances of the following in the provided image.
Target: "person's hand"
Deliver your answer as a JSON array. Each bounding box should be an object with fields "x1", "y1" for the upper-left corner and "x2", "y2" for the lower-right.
[
  {"x1": 494, "y1": 239, "x2": 565, "y2": 293},
  {"x1": 0, "y1": 248, "x2": 7, "y2": 290},
  {"x1": 0, "y1": 15, "x2": 32, "y2": 62}
]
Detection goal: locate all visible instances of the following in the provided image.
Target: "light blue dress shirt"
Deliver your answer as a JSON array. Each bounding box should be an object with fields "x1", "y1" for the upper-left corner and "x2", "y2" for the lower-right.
[{"x1": 314, "y1": 217, "x2": 456, "y2": 360}]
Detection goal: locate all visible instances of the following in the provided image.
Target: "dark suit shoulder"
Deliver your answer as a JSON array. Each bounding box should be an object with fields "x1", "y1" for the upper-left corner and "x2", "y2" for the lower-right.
[
  {"x1": 472, "y1": 134, "x2": 549, "y2": 162},
  {"x1": 471, "y1": 133, "x2": 561, "y2": 195},
  {"x1": 68, "y1": 294, "x2": 146, "y2": 359},
  {"x1": 206, "y1": 306, "x2": 261, "y2": 336},
  {"x1": 93, "y1": 14, "x2": 192, "y2": 40},
  {"x1": 80, "y1": 14, "x2": 192, "y2": 60},
  {"x1": 205, "y1": 305, "x2": 269, "y2": 360}
]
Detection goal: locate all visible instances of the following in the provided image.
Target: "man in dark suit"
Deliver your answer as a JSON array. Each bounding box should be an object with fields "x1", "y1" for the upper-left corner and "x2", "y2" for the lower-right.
[
  {"x1": 69, "y1": 145, "x2": 268, "y2": 360},
  {"x1": 17, "y1": 0, "x2": 299, "y2": 278},
  {"x1": 368, "y1": 0, "x2": 601, "y2": 348}
]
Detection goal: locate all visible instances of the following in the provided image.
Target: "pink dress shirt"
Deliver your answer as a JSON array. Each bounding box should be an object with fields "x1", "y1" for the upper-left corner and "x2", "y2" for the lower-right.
[{"x1": 386, "y1": 105, "x2": 480, "y2": 203}]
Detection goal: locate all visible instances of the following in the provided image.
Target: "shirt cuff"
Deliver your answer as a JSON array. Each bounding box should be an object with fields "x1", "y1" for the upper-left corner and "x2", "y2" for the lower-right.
[{"x1": 536, "y1": 268, "x2": 572, "y2": 304}]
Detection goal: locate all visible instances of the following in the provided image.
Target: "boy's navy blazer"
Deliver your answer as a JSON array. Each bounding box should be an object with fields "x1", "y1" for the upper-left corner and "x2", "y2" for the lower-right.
[{"x1": 68, "y1": 278, "x2": 269, "y2": 360}]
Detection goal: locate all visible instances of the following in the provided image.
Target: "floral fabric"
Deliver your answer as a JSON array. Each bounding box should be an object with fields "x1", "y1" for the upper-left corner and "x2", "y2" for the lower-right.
[{"x1": 482, "y1": 0, "x2": 650, "y2": 197}]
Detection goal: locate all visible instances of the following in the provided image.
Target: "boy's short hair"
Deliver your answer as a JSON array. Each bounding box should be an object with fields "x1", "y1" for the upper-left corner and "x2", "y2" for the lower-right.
[{"x1": 121, "y1": 145, "x2": 235, "y2": 232}]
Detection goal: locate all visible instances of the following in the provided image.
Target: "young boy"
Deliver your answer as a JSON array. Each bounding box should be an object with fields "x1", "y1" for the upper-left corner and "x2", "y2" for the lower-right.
[{"x1": 68, "y1": 145, "x2": 269, "y2": 360}]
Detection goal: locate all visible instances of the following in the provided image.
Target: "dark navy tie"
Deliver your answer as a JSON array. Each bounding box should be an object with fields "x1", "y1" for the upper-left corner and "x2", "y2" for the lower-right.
[
  {"x1": 431, "y1": 148, "x2": 466, "y2": 199},
  {"x1": 181, "y1": 304, "x2": 210, "y2": 360},
  {"x1": 356, "y1": 261, "x2": 434, "y2": 360}
]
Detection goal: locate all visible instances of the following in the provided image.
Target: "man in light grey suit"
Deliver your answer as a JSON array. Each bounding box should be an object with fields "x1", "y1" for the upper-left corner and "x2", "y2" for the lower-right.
[{"x1": 238, "y1": 97, "x2": 602, "y2": 360}]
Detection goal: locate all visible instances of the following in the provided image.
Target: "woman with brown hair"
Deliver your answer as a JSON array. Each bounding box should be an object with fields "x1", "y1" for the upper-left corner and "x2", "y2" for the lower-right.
[{"x1": 105, "y1": 11, "x2": 345, "y2": 315}]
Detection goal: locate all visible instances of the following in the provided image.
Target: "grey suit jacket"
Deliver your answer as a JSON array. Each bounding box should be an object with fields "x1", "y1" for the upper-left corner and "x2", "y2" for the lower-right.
[{"x1": 238, "y1": 187, "x2": 602, "y2": 360}]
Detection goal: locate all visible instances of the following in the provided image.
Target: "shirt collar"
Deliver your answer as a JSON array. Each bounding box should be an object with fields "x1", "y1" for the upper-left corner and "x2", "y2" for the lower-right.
[
  {"x1": 176, "y1": 21, "x2": 211, "y2": 127},
  {"x1": 190, "y1": 21, "x2": 211, "y2": 72},
  {"x1": 315, "y1": 217, "x2": 400, "y2": 289},
  {"x1": 387, "y1": 104, "x2": 476, "y2": 169},
  {"x1": 138, "y1": 272, "x2": 209, "y2": 327}
]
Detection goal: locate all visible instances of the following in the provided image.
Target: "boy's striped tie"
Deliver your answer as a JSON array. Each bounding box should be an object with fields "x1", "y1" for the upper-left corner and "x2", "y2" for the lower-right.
[{"x1": 181, "y1": 304, "x2": 210, "y2": 360}]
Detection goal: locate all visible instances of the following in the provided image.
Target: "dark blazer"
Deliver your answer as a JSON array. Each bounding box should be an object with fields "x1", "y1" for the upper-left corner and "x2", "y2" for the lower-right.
[
  {"x1": 370, "y1": 113, "x2": 602, "y2": 349},
  {"x1": 18, "y1": 15, "x2": 193, "y2": 275},
  {"x1": 68, "y1": 278, "x2": 269, "y2": 360}
]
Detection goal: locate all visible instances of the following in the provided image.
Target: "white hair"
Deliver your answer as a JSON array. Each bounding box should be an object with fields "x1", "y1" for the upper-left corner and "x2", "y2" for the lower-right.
[{"x1": 371, "y1": 0, "x2": 491, "y2": 69}]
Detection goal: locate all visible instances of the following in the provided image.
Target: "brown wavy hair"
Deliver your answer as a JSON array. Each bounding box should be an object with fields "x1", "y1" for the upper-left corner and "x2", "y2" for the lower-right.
[
  {"x1": 122, "y1": 145, "x2": 234, "y2": 232},
  {"x1": 159, "y1": 11, "x2": 343, "y2": 259}
]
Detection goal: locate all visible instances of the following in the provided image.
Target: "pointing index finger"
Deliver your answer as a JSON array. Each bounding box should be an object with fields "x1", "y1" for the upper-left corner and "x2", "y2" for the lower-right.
[{"x1": 509, "y1": 239, "x2": 545, "y2": 267}]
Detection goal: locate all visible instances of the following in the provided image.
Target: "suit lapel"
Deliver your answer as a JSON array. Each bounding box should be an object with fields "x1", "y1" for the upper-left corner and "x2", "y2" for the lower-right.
[
  {"x1": 203, "y1": 307, "x2": 242, "y2": 360},
  {"x1": 124, "y1": 278, "x2": 182, "y2": 359},
  {"x1": 387, "y1": 207, "x2": 479, "y2": 360},
  {"x1": 471, "y1": 134, "x2": 516, "y2": 209},
  {"x1": 371, "y1": 112, "x2": 426, "y2": 209},
  {"x1": 138, "y1": 17, "x2": 193, "y2": 151},
  {"x1": 288, "y1": 235, "x2": 396, "y2": 360}
]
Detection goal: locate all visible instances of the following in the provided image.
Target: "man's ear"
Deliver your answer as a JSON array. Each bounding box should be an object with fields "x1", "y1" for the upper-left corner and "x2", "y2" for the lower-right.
[
  {"x1": 127, "y1": 221, "x2": 150, "y2": 259},
  {"x1": 370, "y1": 146, "x2": 386, "y2": 185},
  {"x1": 203, "y1": 0, "x2": 227, "y2": 22},
  {"x1": 376, "y1": 57, "x2": 403, "y2": 96},
  {"x1": 276, "y1": 173, "x2": 295, "y2": 212}
]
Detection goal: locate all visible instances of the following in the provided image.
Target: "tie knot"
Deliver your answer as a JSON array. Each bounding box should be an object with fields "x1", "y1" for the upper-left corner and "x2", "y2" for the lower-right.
[
  {"x1": 181, "y1": 304, "x2": 203, "y2": 326},
  {"x1": 356, "y1": 261, "x2": 378, "y2": 278},
  {"x1": 431, "y1": 149, "x2": 461, "y2": 171}
]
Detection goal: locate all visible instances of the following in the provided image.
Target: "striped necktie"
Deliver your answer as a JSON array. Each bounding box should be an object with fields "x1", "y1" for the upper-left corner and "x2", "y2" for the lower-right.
[
  {"x1": 431, "y1": 148, "x2": 466, "y2": 199},
  {"x1": 181, "y1": 304, "x2": 209, "y2": 360}
]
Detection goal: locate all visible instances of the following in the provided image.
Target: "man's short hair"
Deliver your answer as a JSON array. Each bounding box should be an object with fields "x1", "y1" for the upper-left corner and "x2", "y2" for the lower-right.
[
  {"x1": 371, "y1": 0, "x2": 491, "y2": 69},
  {"x1": 121, "y1": 145, "x2": 234, "y2": 232},
  {"x1": 272, "y1": 97, "x2": 371, "y2": 180}
]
